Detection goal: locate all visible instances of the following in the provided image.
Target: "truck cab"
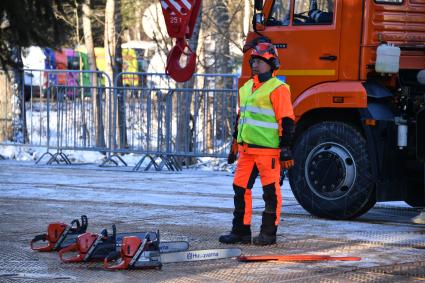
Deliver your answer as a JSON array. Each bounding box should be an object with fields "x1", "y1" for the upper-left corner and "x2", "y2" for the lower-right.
[{"x1": 241, "y1": 0, "x2": 425, "y2": 219}]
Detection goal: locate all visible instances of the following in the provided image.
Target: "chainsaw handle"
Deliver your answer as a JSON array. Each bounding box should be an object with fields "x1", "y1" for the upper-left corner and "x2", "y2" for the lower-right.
[
  {"x1": 104, "y1": 252, "x2": 130, "y2": 270},
  {"x1": 112, "y1": 224, "x2": 116, "y2": 242},
  {"x1": 58, "y1": 243, "x2": 85, "y2": 263},
  {"x1": 80, "y1": 215, "x2": 88, "y2": 232},
  {"x1": 30, "y1": 234, "x2": 55, "y2": 252},
  {"x1": 104, "y1": 235, "x2": 144, "y2": 270}
]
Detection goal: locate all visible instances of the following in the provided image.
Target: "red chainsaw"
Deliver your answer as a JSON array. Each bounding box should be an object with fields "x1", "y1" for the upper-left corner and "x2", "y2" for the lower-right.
[
  {"x1": 104, "y1": 233, "x2": 241, "y2": 270},
  {"x1": 58, "y1": 225, "x2": 189, "y2": 264},
  {"x1": 30, "y1": 215, "x2": 88, "y2": 252}
]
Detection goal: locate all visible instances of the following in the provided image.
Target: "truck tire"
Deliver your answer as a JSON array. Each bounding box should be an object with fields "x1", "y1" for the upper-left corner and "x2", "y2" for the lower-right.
[{"x1": 289, "y1": 121, "x2": 375, "y2": 219}]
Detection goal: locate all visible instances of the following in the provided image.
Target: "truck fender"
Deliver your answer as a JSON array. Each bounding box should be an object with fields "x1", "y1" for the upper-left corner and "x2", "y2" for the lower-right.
[{"x1": 292, "y1": 81, "x2": 367, "y2": 118}]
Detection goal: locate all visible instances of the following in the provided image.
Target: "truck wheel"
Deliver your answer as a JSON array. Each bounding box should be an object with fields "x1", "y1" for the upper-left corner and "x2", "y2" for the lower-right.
[{"x1": 289, "y1": 121, "x2": 375, "y2": 219}]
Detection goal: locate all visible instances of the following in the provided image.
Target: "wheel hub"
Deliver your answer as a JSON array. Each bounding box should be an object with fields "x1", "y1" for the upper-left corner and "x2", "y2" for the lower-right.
[{"x1": 305, "y1": 143, "x2": 356, "y2": 200}]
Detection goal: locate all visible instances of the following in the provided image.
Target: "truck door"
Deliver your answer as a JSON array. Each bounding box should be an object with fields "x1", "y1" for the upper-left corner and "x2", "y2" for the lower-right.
[{"x1": 265, "y1": 0, "x2": 341, "y2": 97}]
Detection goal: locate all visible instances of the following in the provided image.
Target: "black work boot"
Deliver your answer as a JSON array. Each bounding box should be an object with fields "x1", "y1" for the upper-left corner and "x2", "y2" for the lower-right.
[
  {"x1": 253, "y1": 232, "x2": 276, "y2": 245},
  {"x1": 253, "y1": 212, "x2": 278, "y2": 246},
  {"x1": 219, "y1": 213, "x2": 251, "y2": 244},
  {"x1": 219, "y1": 232, "x2": 251, "y2": 244},
  {"x1": 219, "y1": 216, "x2": 251, "y2": 244},
  {"x1": 219, "y1": 186, "x2": 252, "y2": 244}
]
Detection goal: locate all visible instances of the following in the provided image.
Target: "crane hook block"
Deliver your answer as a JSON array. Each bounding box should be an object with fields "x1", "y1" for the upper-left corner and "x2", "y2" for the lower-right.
[
  {"x1": 160, "y1": 0, "x2": 202, "y2": 39},
  {"x1": 166, "y1": 38, "x2": 197, "y2": 82}
]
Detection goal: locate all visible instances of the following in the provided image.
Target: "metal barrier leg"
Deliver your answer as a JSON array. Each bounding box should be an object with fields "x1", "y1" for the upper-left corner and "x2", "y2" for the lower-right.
[
  {"x1": 35, "y1": 152, "x2": 55, "y2": 164},
  {"x1": 133, "y1": 155, "x2": 149, "y2": 171},
  {"x1": 169, "y1": 155, "x2": 182, "y2": 171},
  {"x1": 145, "y1": 155, "x2": 160, "y2": 171},
  {"x1": 100, "y1": 153, "x2": 128, "y2": 167},
  {"x1": 46, "y1": 151, "x2": 72, "y2": 165},
  {"x1": 156, "y1": 155, "x2": 168, "y2": 171}
]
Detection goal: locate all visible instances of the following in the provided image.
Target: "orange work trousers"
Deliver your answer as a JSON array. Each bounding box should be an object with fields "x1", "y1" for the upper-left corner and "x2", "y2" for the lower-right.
[{"x1": 233, "y1": 150, "x2": 282, "y2": 228}]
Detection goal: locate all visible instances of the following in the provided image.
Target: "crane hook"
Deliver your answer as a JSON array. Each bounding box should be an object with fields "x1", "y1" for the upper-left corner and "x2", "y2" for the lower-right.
[{"x1": 166, "y1": 38, "x2": 197, "y2": 83}]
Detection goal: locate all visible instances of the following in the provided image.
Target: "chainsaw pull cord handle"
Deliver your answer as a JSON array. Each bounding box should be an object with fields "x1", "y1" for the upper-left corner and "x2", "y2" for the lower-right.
[
  {"x1": 30, "y1": 222, "x2": 67, "y2": 252},
  {"x1": 69, "y1": 219, "x2": 81, "y2": 232},
  {"x1": 30, "y1": 234, "x2": 54, "y2": 251}
]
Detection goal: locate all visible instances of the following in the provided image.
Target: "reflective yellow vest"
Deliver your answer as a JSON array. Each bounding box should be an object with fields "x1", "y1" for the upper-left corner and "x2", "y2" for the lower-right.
[{"x1": 237, "y1": 77, "x2": 285, "y2": 148}]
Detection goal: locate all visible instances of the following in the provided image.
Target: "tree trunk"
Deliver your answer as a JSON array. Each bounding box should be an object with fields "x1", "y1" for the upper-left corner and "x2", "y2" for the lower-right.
[
  {"x1": 243, "y1": 0, "x2": 251, "y2": 37},
  {"x1": 10, "y1": 47, "x2": 28, "y2": 144},
  {"x1": 114, "y1": 0, "x2": 127, "y2": 149},
  {"x1": 181, "y1": 3, "x2": 202, "y2": 165},
  {"x1": 206, "y1": 0, "x2": 231, "y2": 149},
  {"x1": 0, "y1": 71, "x2": 13, "y2": 142},
  {"x1": 104, "y1": 0, "x2": 115, "y2": 88},
  {"x1": 105, "y1": 0, "x2": 127, "y2": 149},
  {"x1": 176, "y1": 3, "x2": 202, "y2": 165},
  {"x1": 82, "y1": 0, "x2": 105, "y2": 149},
  {"x1": 134, "y1": 1, "x2": 142, "y2": 41}
]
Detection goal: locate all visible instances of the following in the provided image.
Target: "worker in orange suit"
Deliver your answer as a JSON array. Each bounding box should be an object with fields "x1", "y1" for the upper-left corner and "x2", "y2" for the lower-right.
[{"x1": 219, "y1": 40, "x2": 295, "y2": 245}]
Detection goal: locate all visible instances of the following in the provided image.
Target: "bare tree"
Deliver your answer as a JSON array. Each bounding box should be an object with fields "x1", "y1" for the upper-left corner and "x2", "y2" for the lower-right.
[
  {"x1": 104, "y1": 0, "x2": 127, "y2": 149},
  {"x1": 0, "y1": 0, "x2": 77, "y2": 143},
  {"x1": 176, "y1": 3, "x2": 203, "y2": 165},
  {"x1": 82, "y1": 0, "x2": 105, "y2": 148},
  {"x1": 10, "y1": 47, "x2": 27, "y2": 143}
]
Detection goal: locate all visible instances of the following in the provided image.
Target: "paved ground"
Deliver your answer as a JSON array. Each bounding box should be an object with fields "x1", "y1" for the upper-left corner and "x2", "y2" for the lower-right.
[{"x1": 0, "y1": 160, "x2": 424, "y2": 282}]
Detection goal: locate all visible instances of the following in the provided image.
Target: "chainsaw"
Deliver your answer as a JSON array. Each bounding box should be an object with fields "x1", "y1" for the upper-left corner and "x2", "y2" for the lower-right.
[
  {"x1": 58, "y1": 225, "x2": 189, "y2": 263},
  {"x1": 104, "y1": 233, "x2": 242, "y2": 270},
  {"x1": 30, "y1": 215, "x2": 88, "y2": 252}
]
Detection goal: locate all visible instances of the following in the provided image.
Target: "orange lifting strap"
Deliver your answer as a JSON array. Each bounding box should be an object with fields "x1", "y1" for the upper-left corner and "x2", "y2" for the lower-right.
[{"x1": 160, "y1": 0, "x2": 201, "y2": 82}]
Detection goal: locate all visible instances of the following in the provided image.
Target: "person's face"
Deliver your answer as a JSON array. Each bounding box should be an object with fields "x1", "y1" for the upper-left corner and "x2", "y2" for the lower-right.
[{"x1": 251, "y1": 57, "x2": 271, "y2": 75}]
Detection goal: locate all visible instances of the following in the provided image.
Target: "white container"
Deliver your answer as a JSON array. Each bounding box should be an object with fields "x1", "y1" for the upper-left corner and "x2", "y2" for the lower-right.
[
  {"x1": 375, "y1": 44, "x2": 401, "y2": 74},
  {"x1": 397, "y1": 124, "x2": 408, "y2": 148}
]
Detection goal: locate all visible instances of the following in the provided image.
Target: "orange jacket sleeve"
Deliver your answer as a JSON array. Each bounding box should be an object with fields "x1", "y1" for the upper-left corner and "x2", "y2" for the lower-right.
[{"x1": 270, "y1": 84, "x2": 295, "y2": 136}]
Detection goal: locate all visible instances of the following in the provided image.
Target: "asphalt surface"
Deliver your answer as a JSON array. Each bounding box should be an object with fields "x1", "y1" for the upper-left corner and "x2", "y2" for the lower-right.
[{"x1": 0, "y1": 160, "x2": 424, "y2": 282}]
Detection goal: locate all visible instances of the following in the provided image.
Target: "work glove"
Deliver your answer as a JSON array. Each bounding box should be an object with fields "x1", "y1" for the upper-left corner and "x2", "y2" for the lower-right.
[
  {"x1": 280, "y1": 146, "x2": 294, "y2": 170},
  {"x1": 227, "y1": 139, "x2": 239, "y2": 164}
]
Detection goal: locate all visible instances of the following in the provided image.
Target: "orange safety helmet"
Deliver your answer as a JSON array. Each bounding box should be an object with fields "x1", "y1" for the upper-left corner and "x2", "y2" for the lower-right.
[{"x1": 249, "y1": 42, "x2": 280, "y2": 70}]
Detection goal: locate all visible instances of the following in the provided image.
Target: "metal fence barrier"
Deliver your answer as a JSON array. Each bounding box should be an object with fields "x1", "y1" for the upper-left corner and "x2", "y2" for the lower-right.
[
  {"x1": 19, "y1": 69, "x2": 113, "y2": 165},
  {"x1": 0, "y1": 69, "x2": 238, "y2": 170}
]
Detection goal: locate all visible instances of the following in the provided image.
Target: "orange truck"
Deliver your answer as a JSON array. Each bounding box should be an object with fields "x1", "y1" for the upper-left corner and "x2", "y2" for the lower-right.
[{"x1": 240, "y1": 0, "x2": 425, "y2": 219}]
